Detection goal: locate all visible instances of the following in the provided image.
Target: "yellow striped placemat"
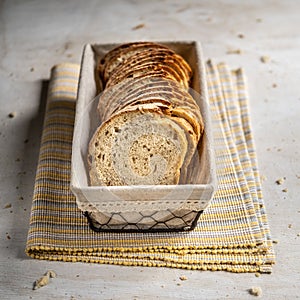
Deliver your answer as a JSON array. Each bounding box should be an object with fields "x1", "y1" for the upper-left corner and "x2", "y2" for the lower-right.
[{"x1": 25, "y1": 62, "x2": 275, "y2": 273}]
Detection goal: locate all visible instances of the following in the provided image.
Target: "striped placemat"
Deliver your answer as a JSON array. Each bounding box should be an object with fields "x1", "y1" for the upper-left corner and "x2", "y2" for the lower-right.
[{"x1": 25, "y1": 62, "x2": 275, "y2": 273}]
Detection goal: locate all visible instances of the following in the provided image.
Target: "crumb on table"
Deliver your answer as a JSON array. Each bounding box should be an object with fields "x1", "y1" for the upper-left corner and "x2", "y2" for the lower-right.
[
  {"x1": 33, "y1": 270, "x2": 57, "y2": 290},
  {"x1": 260, "y1": 56, "x2": 270, "y2": 63},
  {"x1": 8, "y1": 112, "x2": 16, "y2": 118},
  {"x1": 132, "y1": 23, "x2": 145, "y2": 30},
  {"x1": 249, "y1": 286, "x2": 262, "y2": 296},
  {"x1": 226, "y1": 49, "x2": 242, "y2": 55},
  {"x1": 275, "y1": 177, "x2": 285, "y2": 185},
  {"x1": 179, "y1": 275, "x2": 188, "y2": 281}
]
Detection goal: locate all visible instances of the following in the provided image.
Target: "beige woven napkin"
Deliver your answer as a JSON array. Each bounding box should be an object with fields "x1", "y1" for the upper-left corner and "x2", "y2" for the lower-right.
[{"x1": 25, "y1": 61, "x2": 275, "y2": 273}]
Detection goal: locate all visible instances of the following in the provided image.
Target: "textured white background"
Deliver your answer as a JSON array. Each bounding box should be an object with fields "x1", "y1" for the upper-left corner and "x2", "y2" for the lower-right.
[{"x1": 0, "y1": 0, "x2": 299, "y2": 299}]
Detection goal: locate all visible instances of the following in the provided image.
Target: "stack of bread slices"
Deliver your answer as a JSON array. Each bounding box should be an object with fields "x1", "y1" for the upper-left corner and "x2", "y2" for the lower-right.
[{"x1": 88, "y1": 42, "x2": 204, "y2": 186}]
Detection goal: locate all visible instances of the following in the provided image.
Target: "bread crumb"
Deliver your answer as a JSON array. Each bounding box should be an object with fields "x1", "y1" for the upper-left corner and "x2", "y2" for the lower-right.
[
  {"x1": 30, "y1": 67, "x2": 35, "y2": 72},
  {"x1": 176, "y1": 4, "x2": 191, "y2": 13},
  {"x1": 260, "y1": 175, "x2": 267, "y2": 182},
  {"x1": 288, "y1": 224, "x2": 292, "y2": 228},
  {"x1": 275, "y1": 177, "x2": 285, "y2": 185},
  {"x1": 260, "y1": 56, "x2": 270, "y2": 63},
  {"x1": 48, "y1": 270, "x2": 57, "y2": 278},
  {"x1": 6, "y1": 234, "x2": 11, "y2": 240},
  {"x1": 272, "y1": 83, "x2": 277, "y2": 88},
  {"x1": 8, "y1": 112, "x2": 16, "y2": 118},
  {"x1": 226, "y1": 49, "x2": 242, "y2": 55},
  {"x1": 179, "y1": 275, "x2": 188, "y2": 281},
  {"x1": 4, "y1": 203, "x2": 12, "y2": 209},
  {"x1": 272, "y1": 239, "x2": 279, "y2": 244},
  {"x1": 256, "y1": 18, "x2": 262, "y2": 23},
  {"x1": 132, "y1": 23, "x2": 145, "y2": 30},
  {"x1": 237, "y1": 33, "x2": 244, "y2": 39},
  {"x1": 297, "y1": 233, "x2": 300, "y2": 237},
  {"x1": 255, "y1": 272, "x2": 261, "y2": 277},
  {"x1": 282, "y1": 188, "x2": 288, "y2": 193},
  {"x1": 177, "y1": 283, "x2": 181, "y2": 286},
  {"x1": 249, "y1": 287, "x2": 262, "y2": 296},
  {"x1": 33, "y1": 270, "x2": 57, "y2": 290}
]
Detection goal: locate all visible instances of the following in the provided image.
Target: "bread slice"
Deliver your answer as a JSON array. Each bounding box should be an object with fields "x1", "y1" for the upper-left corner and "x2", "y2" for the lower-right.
[
  {"x1": 99, "y1": 42, "x2": 171, "y2": 83},
  {"x1": 98, "y1": 73, "x2": 178, "y2": 122},
  {"x1": 105, "y1": 49, "x2": 192, "y2": 89},
  {"x1": 105, "y1": 62, "x2": 184, "y2": 89},
  {"x1": 107, "y1": 79, "x2": 200, "y2": 116},
  {"x1": 88, "y1": 104, "x2": 188, "y2": 186},
  {"x1": 101, "y1": 79, "x2": 204, "y2": 138}
]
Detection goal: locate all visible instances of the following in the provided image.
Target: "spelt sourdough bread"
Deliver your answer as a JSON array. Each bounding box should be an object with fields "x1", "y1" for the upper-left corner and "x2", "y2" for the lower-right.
[{"x1": 89, "y1": 42, "x2": 204, "y2": 186}]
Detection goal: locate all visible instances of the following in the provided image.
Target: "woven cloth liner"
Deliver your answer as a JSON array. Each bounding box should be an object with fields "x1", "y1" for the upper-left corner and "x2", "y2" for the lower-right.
[{"x1": 25, "y1": 62, "x2": 275, "y2": 273}]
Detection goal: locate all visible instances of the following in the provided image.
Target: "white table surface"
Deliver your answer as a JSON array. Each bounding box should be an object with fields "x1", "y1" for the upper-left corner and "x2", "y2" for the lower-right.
[{"x1": 0, "y1": 1, "x2": 299, "y2": 299}]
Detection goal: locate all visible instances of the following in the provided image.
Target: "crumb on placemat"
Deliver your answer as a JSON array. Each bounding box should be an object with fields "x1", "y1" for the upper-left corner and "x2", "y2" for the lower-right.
[{"x1": 249, "y1": 286, "x2": 262, "y2": 296}]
